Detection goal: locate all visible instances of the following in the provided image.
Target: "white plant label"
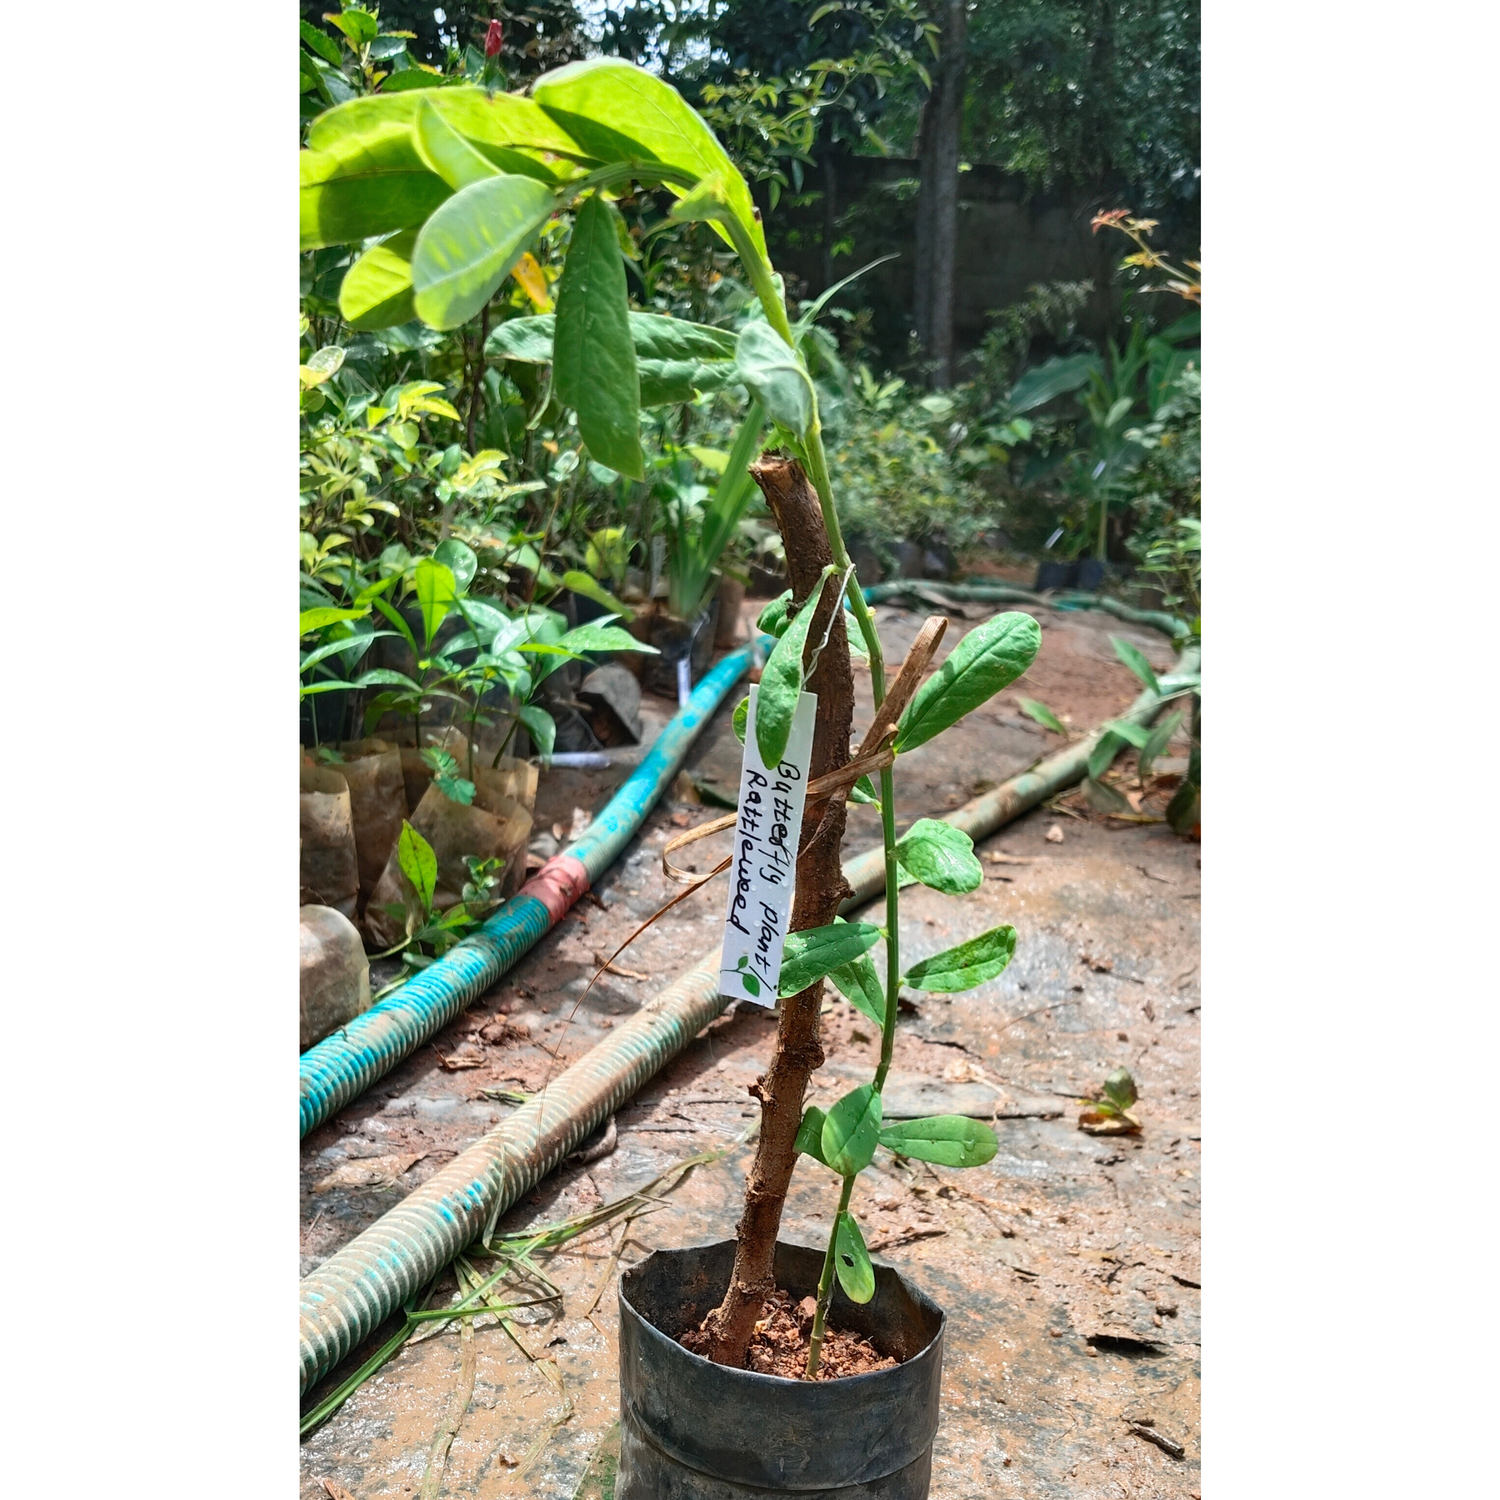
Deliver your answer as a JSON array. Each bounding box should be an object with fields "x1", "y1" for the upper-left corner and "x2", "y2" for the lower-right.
[{"x1": 718, "y1": 686, "x2": 818, "y2": 1008}]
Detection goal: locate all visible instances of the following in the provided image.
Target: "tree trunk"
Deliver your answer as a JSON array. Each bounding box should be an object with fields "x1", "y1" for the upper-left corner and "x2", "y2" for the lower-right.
[
  {"x1": 914, "y1": 0, "x2": 968, "y2": 387},
  {"x1": 694, "y1": 455, "x2": 855, "y2": 1367}
]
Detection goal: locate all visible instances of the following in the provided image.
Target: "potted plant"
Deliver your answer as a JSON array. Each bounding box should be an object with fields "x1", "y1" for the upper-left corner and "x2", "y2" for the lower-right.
[{"x1": 302, "y1": 60, "x2": 1042, "y2": 1496}]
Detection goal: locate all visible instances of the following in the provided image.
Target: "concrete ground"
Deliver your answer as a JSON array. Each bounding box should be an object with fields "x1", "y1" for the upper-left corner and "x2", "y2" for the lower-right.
[{"x1": 300, "y1": 596, "x2": 1201, "y2": 1500}]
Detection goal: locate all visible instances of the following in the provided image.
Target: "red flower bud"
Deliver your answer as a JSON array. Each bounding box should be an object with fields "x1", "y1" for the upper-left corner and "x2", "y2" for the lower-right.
[{"x1": 484, "y1": 20, "x2": 504, "y2": 57}]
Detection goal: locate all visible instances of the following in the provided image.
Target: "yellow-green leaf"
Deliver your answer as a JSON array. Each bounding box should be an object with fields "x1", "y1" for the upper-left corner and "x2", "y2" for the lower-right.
[{"x1": 338, "y1": 229, "x2": 418, "y2": 329}]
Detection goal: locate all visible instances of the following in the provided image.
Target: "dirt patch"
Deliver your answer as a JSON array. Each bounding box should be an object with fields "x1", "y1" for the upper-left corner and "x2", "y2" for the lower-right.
[{"x1": 682, "y1": 1289, "x2": 897, "y2": 1380}]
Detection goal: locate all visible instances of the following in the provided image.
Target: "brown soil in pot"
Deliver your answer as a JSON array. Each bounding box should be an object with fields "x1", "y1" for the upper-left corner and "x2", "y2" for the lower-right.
[{"x1": 680, "y1": 1288, "x2": 898, "y2": 1380}]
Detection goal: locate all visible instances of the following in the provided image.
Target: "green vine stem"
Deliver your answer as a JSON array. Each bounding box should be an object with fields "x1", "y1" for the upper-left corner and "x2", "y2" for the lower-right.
[{"x1": 805, "y1": 1173, "x2": 856, "y2": 1379}]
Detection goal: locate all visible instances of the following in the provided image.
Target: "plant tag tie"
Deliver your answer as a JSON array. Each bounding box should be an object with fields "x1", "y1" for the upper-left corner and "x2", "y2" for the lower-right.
[{"x1": 719, "y1": 686, "x2": 817, "y2": 1007}]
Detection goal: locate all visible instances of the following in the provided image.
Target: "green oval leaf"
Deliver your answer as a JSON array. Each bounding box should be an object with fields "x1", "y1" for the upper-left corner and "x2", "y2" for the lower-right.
[
  {"x1": 834, "y1": 1211, "x2": 875, "y2": 1303},
  {"x1": 1087, "y1": 729, "x2": 1128, "y2": 782},
  {"x1": 338, "y1": 229, "x2": 418, "y2": 329},
  {"x1": 1018, "y1": 697, "x2": 1065, "y2": 735},
  {"x1": 731, "y1": 695, "x2": 749, "y2": 745},
  {"x1": 895, "y1": 818, "x2": 982, "y2": 895},
  {"x1": 777, "y1": 921, "x2": 881, "y2": 998},
  {"x1": 828, "y1": 951, "x2": 886, "y2": 1032},
  {"x1": 554, "y1": 193, "x2": 643, "y2": 479},
  {"x1": 794, "y1": 1105, "x2": 830, "y2": 1166},
  {"x1": 486, "y1": 314, "x2": 556, "y2": 363},
  {"x1": 413, "y1": 558, "x2": 457, "y2": 646},
  {"x1": 895, "y1": 612, "x2": 1042, "y2": 753},
  {"x1": 1112, "y1": 636, "x2": 1162, "y2": 695},
  {"x1": 532, "y1": 57, "x2": 765, "y2": 259},
  {"x1": 519, "y1": 704, "x2": 556, "y2": 758},
  {"x1": 557, "y1": 623, "x2": 657, "y2": 656},
  {"x1": 821, "y1": 1083, "x2": 882, "y2": 1177},
  {"x1": 734, "y1": 322, "x2": 813, "y2": 438},
  {"x1": 847, "y1": 775, "x2": 880, "y2": 808},
  {"x1": 300, "y1": 125, "x2": 451, "y2": 250},
  {"x1": 903, "y1": 924, "x2": 1017, "y2": 994},
  {"x1": 756, "y1": 591, "x2": 793, "y2": 638},
  {"x1": 1138, "y1": 709, "x2": 1184, "y2": 780},
  {"x1": 878, "y1": 1115, "x2": 998, "y2": 1168},
  {"x1": 411, "y1": 174, "x2": 556, "y2": 331},
  {"x1": 756, "y1": 569, "x2": 833, "y2": 769},
  {"x1": 413, "y1": 95, "x2": 501, "y2": 190},
  {"x1": 397, "y1": 820, "x2": 437, "y2": 910},
  {"x1": 433, "y1": 538, "x2": 478, "y2": 593}
]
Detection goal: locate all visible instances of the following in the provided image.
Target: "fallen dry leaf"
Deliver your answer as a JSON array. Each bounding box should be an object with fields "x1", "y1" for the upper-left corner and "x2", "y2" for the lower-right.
[
  {"x1": 985, "y1": 851, "x2": 1032, "y2": 865},
  {"x1": 941, "y1": 1058, "x2": 989, "y2": 1084},
  {"x1": 1078, "y1": 1110, "x2": 1141, "y2": 1137},
  {"x1": 437, "y1": 1046, "x2": 486, "y2": 1071},
  {"x1": 593, "y1": 950, "x2": 649, "y2": 981},
  {"x1": 321, "y1": 1481, "x2": 358, "y2": 1500},
  {"x1": 313, "y1": 1153, "x2": 428, "y2": 1192},
  {"x1": 1046, "y1": 824, "x2": 1065, "y2": 843},
  {"x1": 669, "y1": 810, "x2": 693, "y2": 827},
  {"x1": 569, "y1": 806, "x2": 593, "y2": 839}
]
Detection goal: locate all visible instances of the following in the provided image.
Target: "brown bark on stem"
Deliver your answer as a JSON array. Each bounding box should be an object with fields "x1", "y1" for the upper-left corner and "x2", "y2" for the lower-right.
[{"x1": 695, "y1": 454, "x2": 854, "y2": 1367}]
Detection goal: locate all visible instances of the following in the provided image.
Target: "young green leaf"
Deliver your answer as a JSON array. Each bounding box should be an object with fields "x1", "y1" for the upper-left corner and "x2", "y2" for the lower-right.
[
  {"x1": 300, "y1": 606, "x2": 369, "y2": 636},
  {"x1": 519, "y1": 704, "x2": 557, "y2": 759},
  {"x1": 300, "y1": 124, "x2": 451, "y2": 250},
  {"x1": 733, "y1": 322, "x2": 813, "y2": 439},
  {"x1": 1111, "y1": 636, "x2": 1161, "y2": 695},
  {"x1": 756, "y1": 569, "x2": 833, "y2": 769},
  {"x1": 397, "y1": 820, "x2": 437, "y2": 913},
  {"x1": 833, "y1": 1211, "x2": 876, "y2": 1303},
  {"x1": 560, "y1": 569, "x2": 636, "y2": 624},
  {"x1": 411, "y1": 173, "x2": 556, "y2": 330},
  {"x1": 895, "y1": 818, "x2": 983, "y2": 895},
  {"x1": 338, "y1": 229, "x2": 418, "y2": 330},
  {"x1": 433, "y1": 537, "x2": 478, "y2": 593},
  {"x1": 1102, "y1": 1066, "x2": 1137, "y2": 1111},
  {"x1": 895, "y1": 613, "x2": 1042, "y2": 753},
  {"x1": 794, "y1": 1105, "x2": 830, "y2": 1166},
  {"x1": 413, "y1": 96, "x2": 500, "y2": 191},
  {"x1": 903, "y1": 924, "x2": 1017, "y2": 994},
  {"x1": 878, "y1": 1115, "x2": 998, "y2": 1168},
  {"x1": 755, "y1": 591, "x2": 794, "y2": 638},
  {"x1": 847, "y1": 775, "x2": 881, "y2": 808},
  {"x1": 778, "y1": 922, "x2": 881, "y2": 998},
  {"x1": 828, "y1": 953, "x2": 886, "y2": 1032},
  {"x1": 531, "y1": 57, "x2": 766, "y2": 259},
  {"x1": 1087, "y1": 729, "x2": 1130, "y2": 782},
  {"x1": 557, "y1": 623, "x2": 658, "y2": 656},
  {"x1": 486, "y1": 314, "x2": 556, "y2": 363},
  {"x1": 820, "y1": 1083, "x2": 882, "y2": 1177},
  {"x1": 1018, "y1": 697, "x2": 1065, "y2": 735},
  {"x1": 554, "y1": 193, "x2": 644, "y2": 479},
  {"x1": 413, "y1": 559, "x2": 457, "y2": 647},
  {"x1": 1137, "y1": 709, "x2": 1184, "y2": 781}
]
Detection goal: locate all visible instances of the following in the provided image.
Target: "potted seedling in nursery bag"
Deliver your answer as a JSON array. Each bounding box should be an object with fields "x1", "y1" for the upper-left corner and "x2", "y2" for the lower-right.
[{"x1": 303, "y1": 60, "x2": 1043, "y2": 1496}]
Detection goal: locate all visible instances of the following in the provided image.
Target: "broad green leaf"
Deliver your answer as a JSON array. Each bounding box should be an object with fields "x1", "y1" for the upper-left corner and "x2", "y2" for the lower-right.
[
  {"x1": 731, "y1": 695, "x2": 749, "y2": 745},
  {"x1": 828, "y1": 952, "x2": 886, "y2": 1031},
  {"x1": 756, "y1": 570, "x2": 833, "y2": 770},
  {"x1": 299, "y1": 630, "x2": 390, "y2": 674},
  {"x1": 413, "y1": 95, "x2": 500, "y2": 190},
  {"x1": 628, "y1": 312, "x2": 738, "y2": 364},
  {"x1": 733, "y1": 322, "x2": 813, "y2": 438},
  {"x1": 554, "y1": 194, "x2": 643, "y2": 479},
  {"x1": 397, "y1": 820, "x2": 437, "y2": 911},
  {"x1": 306, "y1": 86, "x2": 589, "y2": 160},
  {"x1": 1087, "y1": 730, "x2": 1126, "y2": 782},
  {"x1": 1111, "y1": 637, "x2": 1161, "y2": 695},
  {"x1": 519, "y1": 704, "x2": 556, "y2": 758},
  {"x1": 300, "y1": 606, "x2": 367, "y2": 635},
  {"x1": 413, "y1": 559, "x2": 457, "y2": 646},
  {"x1": 1103, "y1": 1066, "x2": 1137, "y2": 1111},
  {"x1": 820, "y1": 1083, "x2": 882, "y2": 1176},
  {"x1": 877, "y1": 1115, "x2": 998, "y2": 1168},
  {"x1": 794, "y1": 1105, "x2": 829, "y2": 1165},
  {"x1": 325, "y1": 7, "x2": 378, "y2": 46},
  {"x1": 300, "y1": 125, "x2": 451, "y2": 249},
  {"x1": 756, "y1": 591, "x2": 793, "y2": 638},
  {"x1": 833, "y1": 1211, "x2": 875, "y2": 1303},
  {"x1": 1006, "y1": 353, "x2": 1103, "y2": 415},
  {"x1": 433, "y1": 538, "x2": 478, "y2": 592},
  {"x1": 351, "y1": 667, "x2": 422, "y2": 691},
  {"x1": 561, "y1": 569, "x2": 636, "y2": 624},
  {"x1": 777, "y1": 922, "x2": 881, "y2": 998},
  {"x1": 895, "y1": 818, "x2": 982, "y2": 894},
  {"x1": 638, "y1": 357, "x2": 740, "y2": 407},
  {"x1": 488, "y1": 315, "x2": 555, "y2": 362},
  {"x1": 300, "y1": 18, "x2": 344, "y2": 66},
  {"x1": 380, "y1": 69, "x2": 446, "y2": 94},
  {"x1": 895, "y1": 612, "x2": 1042, "y2": 753},
  {"x1": 903, "y1": 924, "x2": 1017, "y2": 994},
  {"x1": 532, "y1": 58, "x2": 765, "y2": 258},
  {"x1": 339, "y1": 229, "x2": 417, "y2": 329},
  {"x1": 1019, "y1": 697, "x2": 1065, "y2": 735},
  {"x1": 1138, "y1": 710, "x2": 1184, "y2": 780},
  {"x1": 558, "y1": 623, "x2": 658, "y2": 655},
  {"x1": 369, "y1": 594, "x2": 418, "y2": 655},
  {"x1": 848, "y1": 775, "x2": 880, "y2": 808},
  {"x1": 411, "y1": 174, "x2": 556, "y2": 331}
]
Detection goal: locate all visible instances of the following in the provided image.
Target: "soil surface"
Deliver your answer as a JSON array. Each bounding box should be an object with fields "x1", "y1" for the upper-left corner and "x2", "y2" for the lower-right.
[
  {"x1": 680, "y1": 1289, "x2": 896, "y2": 1380},
  {"x1": 300, "y1": 594, "x2": 1200, "y2": 1498}
]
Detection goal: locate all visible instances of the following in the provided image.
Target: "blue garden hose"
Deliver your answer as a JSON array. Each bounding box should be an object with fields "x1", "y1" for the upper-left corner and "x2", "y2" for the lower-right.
[{"x1": 298, "y1": 646, "x2": 752, "y2": 1138}]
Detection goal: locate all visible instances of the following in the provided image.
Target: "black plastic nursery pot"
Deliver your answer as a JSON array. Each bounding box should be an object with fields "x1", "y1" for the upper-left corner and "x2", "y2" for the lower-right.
[
  {"x1": 1073, "y1": 557, "x2": 1107, "y2": 592},
  {"x1": 617, "y1": 1240, "x2": 945, "y2": 1499},
  {"x1": 638, "y1": 594, "x2": 721, "y2": 700},
  {"x1": 1033, "y1": 559, "x2": 1077, "y2": 591}
]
